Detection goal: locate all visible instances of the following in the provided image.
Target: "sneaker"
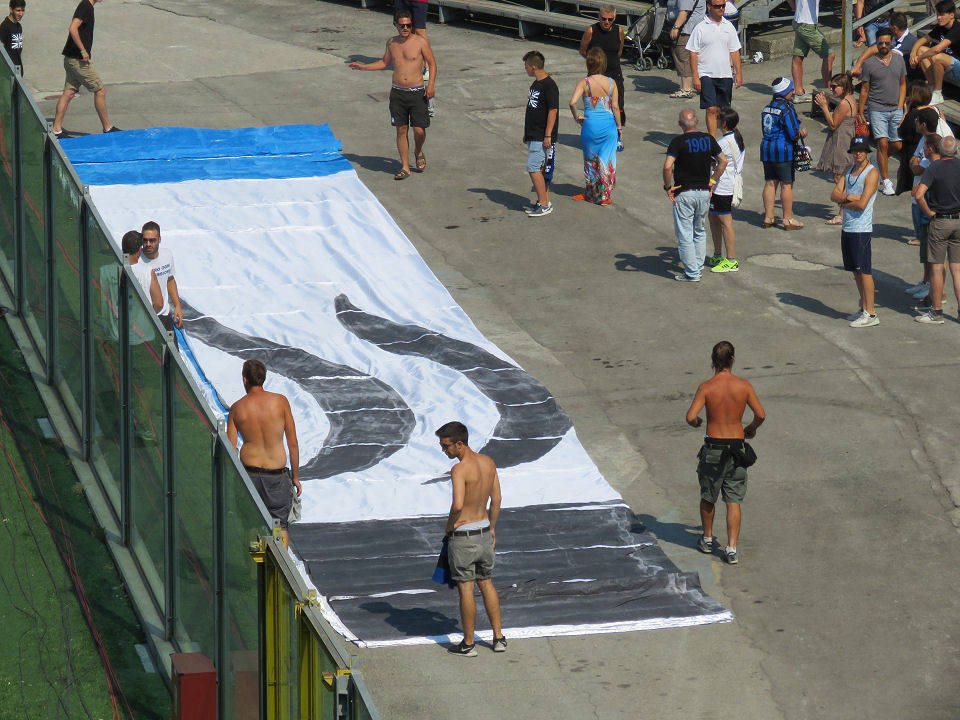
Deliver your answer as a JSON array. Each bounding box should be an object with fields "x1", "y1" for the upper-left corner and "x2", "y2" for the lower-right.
[
  {"x1": 104, "y1": 125, "x2": 122, "y2": 133},
  {"x1": 847, "y1": 308, "x2": 866, "y2": 322},
  {"x1": 915, "y1": 310, "x2": 945, "y2": 324},
  {"x1": 905, "y1": 281, "x2": 927, "y2": 295},
  {"x1": 674, "y1": 273, "x2": 701, "y2": 282},
  {"x1": 696, "y1": 535, "x2": 715, "y2": 553},
  {"x1": 492, "y1": 636, "x2": 508, "y2": 652},
  {"x1": 711, "y1": 258, "x2": 739, "y2": 273},
  {"x1": 704, "y1": 254, "x2": 724, "y2": 268},
  {"x1": 525, "y1": 202, "x2": 553, "y2": 217},
  {"x1": 910, "y1": 282, "x2": 931, "y2": 299},
  {"x1": 53, "y1": 129, "x2": 78, "y2": 139},
  {"x1": 880, "y1": 178, "x2": 895, "y2": 195},
  {"x1": 792, "y1": 92, "x2": 811, "y2": 103},
  {"x1": 850, "y1": 312, "x2": 879, "y2": 328},
  {"x1": 448, "y1": 641, "x2": 478, "y2": 657},
  {"x1": 932, "y1": 89, "x2": 945, "y2": 105},
  {"x1": 427, "y1": 97, "x2": 436, "y2": 118},
  {"x1": 724, "y1": 546, "x2": 739, "y2": 564}
]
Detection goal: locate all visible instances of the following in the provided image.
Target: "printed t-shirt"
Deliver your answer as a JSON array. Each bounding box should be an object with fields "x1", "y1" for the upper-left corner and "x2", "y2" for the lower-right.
[
  {"x1": 667, "y1": 131, "x2": 722, "y2": 191},
  {"x1": 139, "y1": 247, "x2": 176, "y2": 316},
  {"x1": 524, "y1": 76, "x2": 560, "y2": 142},
  {"x1": 0, "y1": 18, "x2": 23, "y2": 68}
]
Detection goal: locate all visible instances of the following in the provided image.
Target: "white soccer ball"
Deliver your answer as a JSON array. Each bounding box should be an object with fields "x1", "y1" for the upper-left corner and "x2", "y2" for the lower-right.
[{"x1": 752, "y1": 51, "x2": 764, "y2": 64}]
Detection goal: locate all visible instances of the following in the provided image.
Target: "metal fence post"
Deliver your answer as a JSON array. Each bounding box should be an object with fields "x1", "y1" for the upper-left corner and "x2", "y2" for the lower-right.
[
  {"x1": 42, "y1": 133, "x2": 54, "y2": 384},
  {"x1": 79, "y1": 196, "x2": 92, "y2": 461},
  {"x1": 213, "y1": 428, "x2": 226, "y2": 720},
  {"x1": 163, "y1": 335, "x2": 176, "y2": 641},
  {"x1": 11, "y1": 77, "x2": 21, "y2": 317},
  {"x1": 119, "y1": 266, "x2": 132, "y2": 546},
  {"x1": 842, "y1": 0, "x2": 853, "y2": 72}
]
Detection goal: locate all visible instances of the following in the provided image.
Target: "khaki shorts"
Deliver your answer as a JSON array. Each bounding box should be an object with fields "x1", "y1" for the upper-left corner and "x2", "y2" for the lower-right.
[
  {"x1": 672, "y1": 34, "x2": 692, "y2": 79},
  {"x1": 793, "y1": 22, "x2": 832, "y2": 59},
  {"x1": 447, "y1": 529, "x2": 495, "y2": 583},
  {"x1": 927, "y1": 216, "x2": 960, "y2": 264},
  {"x1": 697, "y1": 441, "x2": 748, "y2": 504},
  {"x1": 63, "y1": 56, "x2": 104, "y2": 94}
]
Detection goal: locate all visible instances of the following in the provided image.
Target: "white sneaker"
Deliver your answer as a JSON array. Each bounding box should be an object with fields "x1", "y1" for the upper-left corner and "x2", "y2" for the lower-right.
[
  {"x1": 910, "y1": 282, "x2": 931, "y2": 299},
  {"x1": 932, "y1": 89, "x2": 944, "y2": 105},
  {"x1": 880, "y1": 178, "x2": 895, "y2": 195},
  {"x1": 850, "y1": 312, "x2": 879, "y2": 328},
  {"x1": 846, "y1": 308, "x2": 866, "y2": 322}
]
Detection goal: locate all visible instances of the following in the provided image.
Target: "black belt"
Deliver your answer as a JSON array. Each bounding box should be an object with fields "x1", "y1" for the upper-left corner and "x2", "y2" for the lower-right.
[
  {"x1": 934, "y1": 212, "x2": 960, "y2": 219},
  {"x1": 243, "y1": 465, "x2": 287, "y2": 475},
  {"x1": 451, "y1": 526, "x2": 490, "y2": 537}
]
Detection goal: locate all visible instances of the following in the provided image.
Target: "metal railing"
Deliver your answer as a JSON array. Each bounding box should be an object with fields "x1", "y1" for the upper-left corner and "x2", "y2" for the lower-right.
[{"x1": 0, "y1": 47, "x2": 380, "y2": 720}]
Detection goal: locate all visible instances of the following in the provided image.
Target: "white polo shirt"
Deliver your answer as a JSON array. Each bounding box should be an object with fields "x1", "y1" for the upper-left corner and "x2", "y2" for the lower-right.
[
  {"x1": 686, "y1": 17, "x2": 742, "y2": 78},
  {"x1": 793, "y1": 0, "x2": 819, "y2": 25}
]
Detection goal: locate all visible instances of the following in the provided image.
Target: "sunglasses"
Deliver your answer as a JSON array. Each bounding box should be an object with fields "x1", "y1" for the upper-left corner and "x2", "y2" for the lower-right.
[
  {"x1": 709, "y1": 3, "x2": 725, "y2": 7},
  {"x1": 599, "y1": 16, "x2": 615, "y2": 21},
  {"x1": 876, "y1": 40, "x2": 892, "y2": 45},
  {"x1": 396, "y1": 21, "x2": 413, "y2": 27}
]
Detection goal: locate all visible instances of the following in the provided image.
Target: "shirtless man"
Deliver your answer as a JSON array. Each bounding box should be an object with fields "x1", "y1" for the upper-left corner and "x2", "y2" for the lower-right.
[
  {"x1": 685, "y1": 341, "x2": 765, "y2": 565},
  {"x1": 227, "y1": 359, "x2": 301, "y2": 547},
  {"x1": 349, "y1": 10, "x2": 437, "y2": 180},
  {"x1": 436, "y1": 421, "x2": 506, "y2": 657}
]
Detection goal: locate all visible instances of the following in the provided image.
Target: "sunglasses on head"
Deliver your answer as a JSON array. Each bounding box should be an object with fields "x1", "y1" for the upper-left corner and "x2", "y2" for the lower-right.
[{"x1": 396, "y1": 21, "x2": 413, "y2": 27}]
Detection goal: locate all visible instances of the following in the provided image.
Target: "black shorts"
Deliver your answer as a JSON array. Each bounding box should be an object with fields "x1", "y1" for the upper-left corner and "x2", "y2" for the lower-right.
[
  {"x1": 710, "y1": 193, "x2": 733, "y2": 214},
  {"x1": 389, "y1": 87, "x2": 430, "y2": 128},
  {"x1": 245, "y1": 466, "x2": 293, "y2": 530},
  {"x1": 841, "y1": 231, "x2": 872, "y2": 274},
  {"x1": 700, "y1": 77, "x2": 733, "y2": 109},
  {"x1": 763, "y1": 160, "x2": 795, "y2": 184},
  {"x1": 394, "y1": 0, "x2": 428, "y2": 29}
]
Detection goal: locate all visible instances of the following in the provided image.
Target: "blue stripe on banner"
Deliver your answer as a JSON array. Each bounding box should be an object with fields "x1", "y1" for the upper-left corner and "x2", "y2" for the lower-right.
[
  {"x1": 175, "y1": 325, "x2": 233, "y2": 424},
  {"x1": 63, "y1": 124, "x2": 352, "y2": 185}
]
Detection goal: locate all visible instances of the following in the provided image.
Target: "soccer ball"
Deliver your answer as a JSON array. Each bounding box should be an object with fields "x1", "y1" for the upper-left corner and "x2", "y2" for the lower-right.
[{"x1": 752, "y1": 51, "x2": 764, "y2": 64}]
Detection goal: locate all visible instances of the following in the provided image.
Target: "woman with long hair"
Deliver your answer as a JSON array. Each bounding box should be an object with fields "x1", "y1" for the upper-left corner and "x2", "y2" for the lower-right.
[
  {"x1": 569, "y1": 47, "x2": 621, "y2": 204},
  {"x1": 814, "y1": 72, "x2": 857, "y2": 224},
  {"x1": 707, "y1": 107, "x2": 744, "y2": 273}
]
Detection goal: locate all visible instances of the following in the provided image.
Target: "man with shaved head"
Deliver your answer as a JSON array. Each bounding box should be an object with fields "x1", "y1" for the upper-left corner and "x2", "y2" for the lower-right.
[{"x1": 663, "y1": 109, "x2": 727, "y2": 281}]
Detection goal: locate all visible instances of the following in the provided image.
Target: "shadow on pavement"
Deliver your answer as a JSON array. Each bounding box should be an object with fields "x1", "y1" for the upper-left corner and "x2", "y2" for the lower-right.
[
  {"x1": 343, "y1": 152, "x2": 398, "y2": 175},
  {"x1": 359, "y1": 601, "x2": 459, "y2": 639},
  {"x1": 467, "y1": 187, "x2": 529, "y2": 211},
  {"x1": 614, "y1": 247, "x2": 679, "y2": 278},
  {"x1": 776, "y1": 291, "x2": 847, "y2": 319},
  {"x1": 633, "y1": 513, "x2": 702, "y2": 551}
]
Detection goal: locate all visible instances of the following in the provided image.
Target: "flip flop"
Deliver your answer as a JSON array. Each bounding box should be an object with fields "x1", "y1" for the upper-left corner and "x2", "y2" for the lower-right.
[
  {"x1": 572, "y1": 194, "x2": 586, "y2": 201},
  {"x1": 781, "y1": 218, "x2": 804, "y2": 230},
  {"x1": 908, "y1": 239, "x2": 921, "y2": 246},
  {"x1": 394, "y1": 169, "x2": 411, "y2": 181},
  {"x1": 415, "y1": 152, "x2": 426, "y2": 172},
  {"x1": 761, "y1": 217, "x2": 776, "y2": 228}
]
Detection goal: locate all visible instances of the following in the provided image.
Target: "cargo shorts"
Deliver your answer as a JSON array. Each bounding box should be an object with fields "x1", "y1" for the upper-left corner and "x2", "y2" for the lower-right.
[
  {"x1": 697, "y1": 441, "x2": 748, "y2": 504},
  {"x1": 63, "y1": 55, "x2": 104, "y2": 93}
]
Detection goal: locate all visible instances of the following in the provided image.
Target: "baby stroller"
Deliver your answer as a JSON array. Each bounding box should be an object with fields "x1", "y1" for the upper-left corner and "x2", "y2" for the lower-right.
[{"x1": 626, "y1": 0, "x2": 673, "y2": 71}]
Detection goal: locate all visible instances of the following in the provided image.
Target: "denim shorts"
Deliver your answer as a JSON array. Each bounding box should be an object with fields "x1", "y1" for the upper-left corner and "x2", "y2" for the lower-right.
[
  {"x1": 946, "y1": 56, "x2": 960, "y2": 84},
  {"x1": 868, "y1": 107, "x2": 904, "y2": 141},
  {"x1": 526, "y1": 140, "x2": 546, "y2": 173},
  {"x1": 763, "y1": 160, "x2": 795, "y2": 184}
]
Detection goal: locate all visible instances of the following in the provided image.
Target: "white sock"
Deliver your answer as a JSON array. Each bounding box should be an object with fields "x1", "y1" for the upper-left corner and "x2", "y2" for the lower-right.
[
  {"x1": 726, "y1": 545, "x2": 736, "y2": 553},
  {"x1": 702, "y1": 535, "x2": 713, "y2": 543}
]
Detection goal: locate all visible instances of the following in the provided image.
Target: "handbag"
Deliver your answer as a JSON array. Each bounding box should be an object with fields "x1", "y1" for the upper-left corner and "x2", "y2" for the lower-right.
[
  {"x1": 730, "y1": 140, "x2": 743, "y2": 208},
  {"x1": 854, "y1": 112, "x2": 870, "y2": 137}
]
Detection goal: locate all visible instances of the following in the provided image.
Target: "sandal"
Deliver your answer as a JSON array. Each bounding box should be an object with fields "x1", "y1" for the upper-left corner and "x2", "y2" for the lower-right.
[
  {"x1": 825, "y1": 215, "x2": 843, "y2": 225},
  {"x1": 394, "y1": 168, "x2": 411, "y2": 181},
  {"x1": 781, "y1": 218, "x2": 805, "y2": 230},
  {"x1": 761, "y1": 217, "x2": 776, "y2": 228},
  {"x1": 572, "y1": 193, "x2": 586, "y2": 201},
  {"x1": 669, "y1": 90, "x2": 693, "y2": 99},
  {"x1": 908, "y1": 239, "x2": 921, "y2": 246},
  {"x1": 415, "y1": 152, "x2": 426, "y2": 172}
]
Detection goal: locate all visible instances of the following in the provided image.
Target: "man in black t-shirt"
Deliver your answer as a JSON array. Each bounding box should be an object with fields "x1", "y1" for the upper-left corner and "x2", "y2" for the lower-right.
[
  {"x1": 51, "y1": 0, "x2": 119, "y2": 139},
  {"x1": 663, "y1": 109, "x2": 727, "y2": 281},
  {"x1": 910, "y1": 0, "x2": 960, "y2": 105},
  {"x1": 0, "y1": 0, "x2": 24, "y2": 76},
  {"x1": 522, "y1": 50, "x2": 559, "y2": 218}
]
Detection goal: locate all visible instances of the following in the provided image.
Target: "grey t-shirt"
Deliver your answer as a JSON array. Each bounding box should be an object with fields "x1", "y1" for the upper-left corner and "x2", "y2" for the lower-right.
[
  {"x1": 921, "y1": 158, "x2": 960, "y2": 214},
  {"x1": 678, "y1": 0, "x2": 706, "y2": 34},
  {"x1": 861, "y1": 53, "x2": 906, "y2": 112}
]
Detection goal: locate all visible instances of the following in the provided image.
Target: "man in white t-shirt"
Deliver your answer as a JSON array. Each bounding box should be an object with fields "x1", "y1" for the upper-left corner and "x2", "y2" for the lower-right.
[
  {"x1": 787, "y1": 0, "x2": 835, "y2": 101},
  {"x1": 139, "y1": 220, "x2": 183, "y2": 345},
  {"x1": 121, "y1": 230, "x2": 162, "y2": 314},
  {"x1": 686, "y1": 0, "x2": 741, "y2": 137}
]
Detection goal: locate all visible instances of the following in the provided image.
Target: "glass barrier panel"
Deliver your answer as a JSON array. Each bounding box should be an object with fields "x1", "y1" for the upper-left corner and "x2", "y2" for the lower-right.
[
  {"x1": 0, "y1": 67, "x2": 15, "y2": 290},
  {"x1": 50, "y1": 152, "x2": 83, "y2": 426},
  {"x1": 18, "y1": 103, "x2": 46, "y2": 357},
  {"x1": 222, "y1": 463, "x2": 268, "y2": 720},
  {"x1": 172, "y1": 365, "x2": 216, "y2": 656},
  {"x1": 351, "y1": 674, "x2": 379, "y2": 720},
  {"x1": 300, "y1": 620, "x2": 337, "y2": 720},
  {"x1": 272, "y1": 566, "x2": 299, "y2": 719},
  {"x1": 128, "y1": 282, "x2": 166, "y2": 612},
  {"x1": 87, "y1": 219, "x2": 121, "y2": 515}
]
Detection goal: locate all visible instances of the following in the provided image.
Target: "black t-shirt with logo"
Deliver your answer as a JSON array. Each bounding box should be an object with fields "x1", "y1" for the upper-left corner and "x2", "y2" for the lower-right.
[
  {"x1": 62, "y1": 0, "x2": 94, "y2": 59},
  {"x1": 523, "y1": 76, "x2": 560, "y2": 143},
  {"x1": 0, "y1": 17, "x2": 22, "y2": 69},
  {"x1": 921, "y1": 158, "x2": 960, "y2": 213},
  {"x1": 667, "y1": 131, "x2": 722, "y2": 191},
  {"x1": 927, "y1": 21, "x2": 960, "y2": 57}
]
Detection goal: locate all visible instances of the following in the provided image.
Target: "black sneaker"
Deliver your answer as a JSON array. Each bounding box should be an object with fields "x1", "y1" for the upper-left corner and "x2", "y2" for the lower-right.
[
  {"x1": 53, "y1": 129, "x2": 78, "y2": 139},
  {"x1": 492, "y1": 636, "x2": 507, "y2": 653},
  {"x1": 447, "y1": 640, "x2": 477, "y2": 657},
  {"x1": 696, "y1": 535, "x2": 715, "y2": 554}
]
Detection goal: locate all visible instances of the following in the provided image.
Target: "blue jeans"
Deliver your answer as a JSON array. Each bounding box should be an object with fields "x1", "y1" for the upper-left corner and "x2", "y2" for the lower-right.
[
  {"x1": 673, "y1": 190, "x2": 710, "y2": 278},
  {"x1": 862, "y1": 19, "x2": 883, "y2": 47}
]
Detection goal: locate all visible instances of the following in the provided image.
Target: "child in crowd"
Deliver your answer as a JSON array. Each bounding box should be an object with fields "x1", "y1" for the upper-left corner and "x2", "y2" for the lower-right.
[
  {"x1": 0, "y1": 0, "x2": 24, "y2": 76},
  {"x1": 707, "y1": 107, "x2": 744, "y2": 272},
  {"x1": 522, "y1": 50, "x2": 559, "y2": 218}
]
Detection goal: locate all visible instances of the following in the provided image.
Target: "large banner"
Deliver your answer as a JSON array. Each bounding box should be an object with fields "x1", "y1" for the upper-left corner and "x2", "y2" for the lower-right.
[{"x1": 65, "y1": 126, "x2": 730, "y2": 645}]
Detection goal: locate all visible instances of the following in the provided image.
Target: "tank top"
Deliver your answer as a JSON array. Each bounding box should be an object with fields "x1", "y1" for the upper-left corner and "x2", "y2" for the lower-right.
[
  {"x1": 589, "y1": 22, "x2": 622, "y2": 76},
  {"x1": 842, "y1": 163, "x2": 876, "y2": 232}
]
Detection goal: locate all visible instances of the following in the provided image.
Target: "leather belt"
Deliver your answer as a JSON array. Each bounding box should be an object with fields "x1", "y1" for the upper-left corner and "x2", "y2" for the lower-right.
[{"x1": 935, "y1": 212, "x2": 960, "y2": 219}]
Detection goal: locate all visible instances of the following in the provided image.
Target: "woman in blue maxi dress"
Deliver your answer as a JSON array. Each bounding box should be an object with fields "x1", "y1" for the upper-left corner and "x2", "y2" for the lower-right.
[{"x1": 569, "y1": 47, "x2": 621, "y2": 204}]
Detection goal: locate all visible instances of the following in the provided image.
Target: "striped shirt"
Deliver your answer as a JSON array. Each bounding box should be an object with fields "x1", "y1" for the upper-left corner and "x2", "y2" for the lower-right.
[{"x1": 760, "y1": 97, "x2": 801, "y2": 163}]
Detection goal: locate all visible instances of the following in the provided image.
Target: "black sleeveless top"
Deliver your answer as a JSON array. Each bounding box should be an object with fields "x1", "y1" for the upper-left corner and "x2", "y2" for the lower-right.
[{"x1": 588, "y1": 22, "x2": 622, "y2": 75}]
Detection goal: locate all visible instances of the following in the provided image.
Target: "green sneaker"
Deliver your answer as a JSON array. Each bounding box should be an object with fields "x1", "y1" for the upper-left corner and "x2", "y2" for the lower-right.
[
  {"x1": 705, "y1": 254, "x2": 724, "y2": 268},
  {"x1": 711, "y1": 258, "x2": 739, "y2": 273}
]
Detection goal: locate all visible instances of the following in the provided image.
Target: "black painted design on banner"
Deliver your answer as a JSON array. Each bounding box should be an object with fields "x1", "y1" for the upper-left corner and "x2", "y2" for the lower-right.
[
  {"x1": 334, "y1": 294, "x2": 573, "y2": 471},
  {"x1": 179, "y1": 300, "x2": 416, "y2": 479}
]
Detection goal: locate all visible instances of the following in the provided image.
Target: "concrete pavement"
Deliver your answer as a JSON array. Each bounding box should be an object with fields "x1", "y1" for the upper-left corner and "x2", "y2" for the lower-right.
[{"x1": 20, "y1": 0, "x2": 960, "y2": 717}]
